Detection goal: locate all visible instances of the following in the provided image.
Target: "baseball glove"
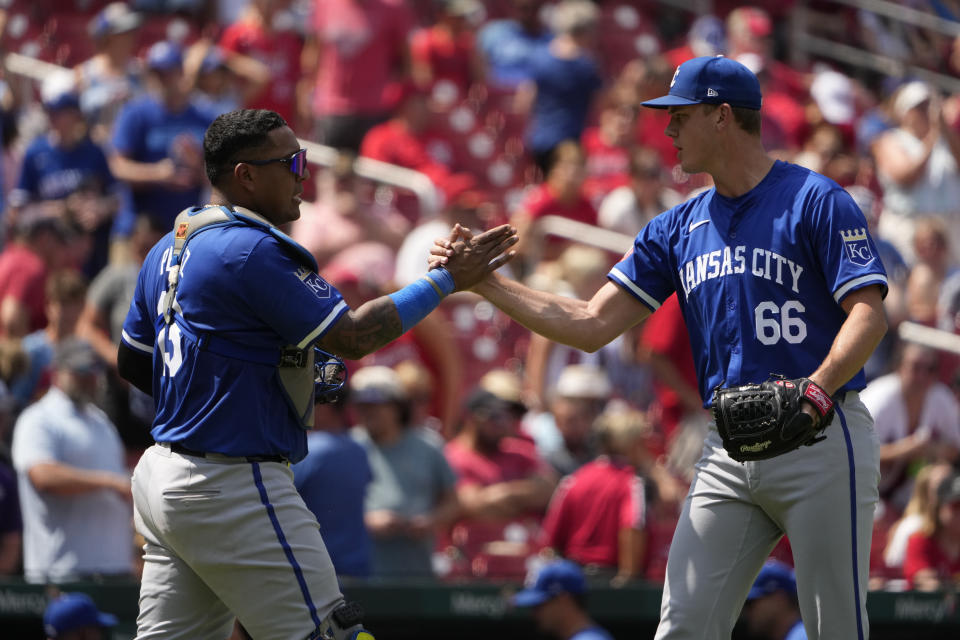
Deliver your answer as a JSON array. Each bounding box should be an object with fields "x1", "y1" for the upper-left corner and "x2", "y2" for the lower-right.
[{"x1": 712, "y1": 377, "x2": 835, "y2": 462}]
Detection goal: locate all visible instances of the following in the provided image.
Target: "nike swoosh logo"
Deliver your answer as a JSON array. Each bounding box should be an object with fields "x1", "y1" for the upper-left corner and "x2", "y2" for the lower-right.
[{"x1": 688, "y1": 220, "x2": 710, "y2": 232}]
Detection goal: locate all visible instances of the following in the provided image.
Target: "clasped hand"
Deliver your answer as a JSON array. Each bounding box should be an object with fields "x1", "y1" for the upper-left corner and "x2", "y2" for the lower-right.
[{"x1": 431, "y1": 223, "x2": 517, "y2": 291}]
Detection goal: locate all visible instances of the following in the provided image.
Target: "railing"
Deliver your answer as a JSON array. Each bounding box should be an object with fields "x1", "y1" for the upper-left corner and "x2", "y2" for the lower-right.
[
  {"x1": 790, "y1": 0, "x2": 960, "y2": 94},
  {"x1": 298, "y1": 139, "x2": 441, "y2": 218}
]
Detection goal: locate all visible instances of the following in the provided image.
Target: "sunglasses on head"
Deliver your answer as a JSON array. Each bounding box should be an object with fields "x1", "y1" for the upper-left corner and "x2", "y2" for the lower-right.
[{"x1": 240, "y1": 148, "x2": 308, "y2": 178}]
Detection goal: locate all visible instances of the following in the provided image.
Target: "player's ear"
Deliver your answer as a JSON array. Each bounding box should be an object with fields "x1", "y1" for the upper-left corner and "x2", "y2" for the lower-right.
[
  {"x1": 233, "y1": 162, "x2": 257, "y2": 194},
  {"x1": 715, "y1": 103, "x2": 732, "y2": 130}
]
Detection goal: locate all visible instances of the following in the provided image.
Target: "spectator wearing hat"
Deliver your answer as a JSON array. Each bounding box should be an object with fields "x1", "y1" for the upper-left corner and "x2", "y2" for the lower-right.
[
  {"x1": 515, "y1": 0, "x2": 603, "y2": 173},
  {"x1": 183, "y1": 43, "x2": 251, "y2": 117},
  {"x1": 904, "y1": 471, "x2": 960, "y2": 590},
  {"x1": 739, "y1": 560, "x2": 807, "y2": 640},
  {"x1": 292, "y1": 389, "x2": 373, "y2": 578},
  {"x1": 75, "y1": 1, "x2": 144, "y2": 143},
  {"x1": 304, "y1": 0, "x2": 415, "y2": 152},
  {"x1": 443, "y1": 389, "x2": 557, "y2": 576},
  {"x1": 873, "y1": 80, "x2": 960, "y2": 264},
  {"x1": 0, "y1": 215, "x2": 73, "y2": 339},
  {"x1": 511, "y1": 559, "x2": 614, "y2": 640},
  {"x1": 525, "y1": 364, "x2": 612, "y2": 477},
  {"x1": 410, "y1": 0, "x2": 485, "y2": 98},
  {"x1": 43, "y1": 592, "x2": 118, "y2": 640},
  {"x1": 349, "y1": 365, "x2": 459, "y2": 577},
  {"x1": 540, "y1": 408, "x2": 658, "y2": 585},
  {"x1": 108, "y1": 40, "x2": 216, "y2": 241},
  {"x1": 9, "y1": 70, "x2": 118, "y2": 279},
  {"x1": 218, "y1": 0, "x2": 304, "y2": 128},
  {"x1": 11, "y1": 338, "x2": 133, "y2": 583}
]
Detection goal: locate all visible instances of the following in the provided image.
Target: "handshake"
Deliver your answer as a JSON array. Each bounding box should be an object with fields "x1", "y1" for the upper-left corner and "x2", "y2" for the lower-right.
[{"x1": 428, "y1": 223, "x2": 517, "y2": 291}]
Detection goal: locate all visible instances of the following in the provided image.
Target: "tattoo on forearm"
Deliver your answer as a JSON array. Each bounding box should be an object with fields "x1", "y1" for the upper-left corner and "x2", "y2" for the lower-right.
[{"x1": 324, "y1": 298, "x2": 403, "y2": 360}]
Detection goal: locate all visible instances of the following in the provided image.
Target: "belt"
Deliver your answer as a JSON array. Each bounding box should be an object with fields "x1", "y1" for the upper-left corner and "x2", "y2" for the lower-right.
[{"x1": 161, "y1": 441, "x2": 288, "y2": 464}]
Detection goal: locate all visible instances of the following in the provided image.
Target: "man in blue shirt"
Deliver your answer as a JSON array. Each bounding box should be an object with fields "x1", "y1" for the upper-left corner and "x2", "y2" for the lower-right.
[
  {"x1": 11, "y1": 71, "x2": 118, "y2": 276},
  {"x1": 512, "y1": 559, "x2": 614, "y2": 640},
  {"x1": 292, "y1": 391, "x2": 373, "y2": 578},
  {"x1": 109, "y1": 41, "x2": 215, "y2": 239},
  {"x1": 435, "y1": 57, "x2": 887, "y2": 640},
  {"x1": 118, "y1": 108, "x2": 516, "y2": 640},
  {"x1": 741, "y1": 560, "x2": 807, "y2": 640}
]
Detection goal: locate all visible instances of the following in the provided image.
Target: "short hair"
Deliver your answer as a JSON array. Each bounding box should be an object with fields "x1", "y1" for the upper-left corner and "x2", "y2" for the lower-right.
[
  {"x1": 701, "y1": 102, "x2": 762, "y2": 136},
  {"x1": 45, "y1": 269, "x2": 88, "y2": 305},
  {"x1": 203, "y1": 109, "x2": 288, "y2": 186}
]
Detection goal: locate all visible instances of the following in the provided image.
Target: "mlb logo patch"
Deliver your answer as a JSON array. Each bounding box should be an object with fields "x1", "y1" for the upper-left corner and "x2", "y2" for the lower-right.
[
  {"x1": 175, "y1": 223, "x2": 189, "y2": 239},
  {"x1": 840, "y1": 228, "x2": 874, "y2": 266}
]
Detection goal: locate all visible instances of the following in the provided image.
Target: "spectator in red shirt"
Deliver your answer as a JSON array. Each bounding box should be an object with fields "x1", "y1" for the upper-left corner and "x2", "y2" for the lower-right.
[
  {"x1": 540, "y1": 408, "x2": 656, "y2": 584},
  {"x1": 219, "y1": 0, "x2": 304, "y2": 129},
  {"x1": 359, "y1": 84, "x2": 462, "y2": 195},
  {"x1": 580, "y1": 101, "x2": 636, "y2": 207},
  {"x1": 0, "y1": 217, "x2": 73, "y2": 338},
  {"x1": 305, "y1": 0, "x2": 415, "y2": 151},
  {"x1": 510, "y1": 141, "x2": 598, "y2": 270},
  {"x1": 443, "y1": 389, "x2": 558, "y2": 575},
  {"x1": 411, "y1": 0, "x2": 485, "y2": 100},
  {"x1": 903, "y1": 471, "x2": 960, "y2": 590}
]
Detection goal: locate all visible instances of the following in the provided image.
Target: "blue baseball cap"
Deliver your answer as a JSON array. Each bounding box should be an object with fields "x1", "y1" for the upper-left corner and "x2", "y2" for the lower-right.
[
  {"x1": 512, "y1": 560, "x2": 587, "y2": 607},
  {"x1": 43, "y1": 593, "x2": 117, "y2": 638},
  {"x1": 747, "y1": 560, "x2": 797, "y2": 601},
  {"x1": 642, "y1": 55, "x2": 762, "y2": 111},
  {"x1": 146, "y1": 41, "x2": 183, "y2": 72}
]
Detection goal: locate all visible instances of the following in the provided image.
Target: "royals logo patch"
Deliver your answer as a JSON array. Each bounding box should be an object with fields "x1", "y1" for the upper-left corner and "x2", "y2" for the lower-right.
[
  {"x1": 840, "y1": 228, "x2": 874, "y2": 266},
  {"x1": 296, "y1": 268, "x2": 331, "y2": 299}
]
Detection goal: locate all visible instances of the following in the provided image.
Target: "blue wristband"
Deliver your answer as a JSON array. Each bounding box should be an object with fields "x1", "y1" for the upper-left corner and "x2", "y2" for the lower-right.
[
  {"x1": 389, "y1": 268, "x2": 455, "y2": 333},
  {"x1": 424, "y1": 267, "x2": 456, "y2": 296}
]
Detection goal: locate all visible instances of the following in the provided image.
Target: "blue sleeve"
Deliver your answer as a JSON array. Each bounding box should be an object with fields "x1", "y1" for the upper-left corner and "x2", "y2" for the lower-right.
[
  {"x1": 121, "y1": 235, "x2": 170, "y2": 354},
  {"x1": 14, "y1": 144, "x2": 38, "y2": 196},
  {"x1": 807, "y1": 188, "x2": 889, "y2": 304},
  {"x1": 240, "y1": 237, "x2": 349, "y2": 349},
  {"x1": 607, "y1": 216, "x2": 677, "y2": 311}
]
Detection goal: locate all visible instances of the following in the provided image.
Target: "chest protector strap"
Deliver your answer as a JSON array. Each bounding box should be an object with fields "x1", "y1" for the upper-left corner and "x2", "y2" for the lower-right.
[{"x1": 161, "y1": 205, "x2": 321, "y2": 429}]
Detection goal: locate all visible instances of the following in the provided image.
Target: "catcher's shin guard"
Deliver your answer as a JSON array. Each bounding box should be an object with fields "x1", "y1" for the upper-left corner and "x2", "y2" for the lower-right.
[{"x1": 311, "y1": 601, "x2": 374, "y2": 640}]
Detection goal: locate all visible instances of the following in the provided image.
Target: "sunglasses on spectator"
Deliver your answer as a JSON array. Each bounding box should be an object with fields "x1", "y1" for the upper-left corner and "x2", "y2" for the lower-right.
[{"x1": 240, "y1": 148, "x2": 308, "y2": 178}]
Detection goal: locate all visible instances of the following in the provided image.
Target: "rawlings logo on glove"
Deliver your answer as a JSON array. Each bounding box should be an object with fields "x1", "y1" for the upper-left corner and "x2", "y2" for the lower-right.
[{"x1": 711, "y1": 376, "x2": 835, "y2": 462}]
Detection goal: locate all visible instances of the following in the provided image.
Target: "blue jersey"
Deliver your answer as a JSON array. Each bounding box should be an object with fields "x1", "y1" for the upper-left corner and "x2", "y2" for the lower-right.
[
  {"x1": 609, "y1": 161, "x2": 888, "y2": 404},
  {"x1": 12, "y1": 135, "x2": 115, "y2": 204},
  {"x1": 120, "y1": 220, "x2": 348, "y2": 462}
]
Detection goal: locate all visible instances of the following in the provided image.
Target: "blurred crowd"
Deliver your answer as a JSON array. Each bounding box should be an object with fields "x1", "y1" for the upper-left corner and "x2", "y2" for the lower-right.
[{"x1": 1, "y1": 0, "x2": 960, "y2": 601}]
